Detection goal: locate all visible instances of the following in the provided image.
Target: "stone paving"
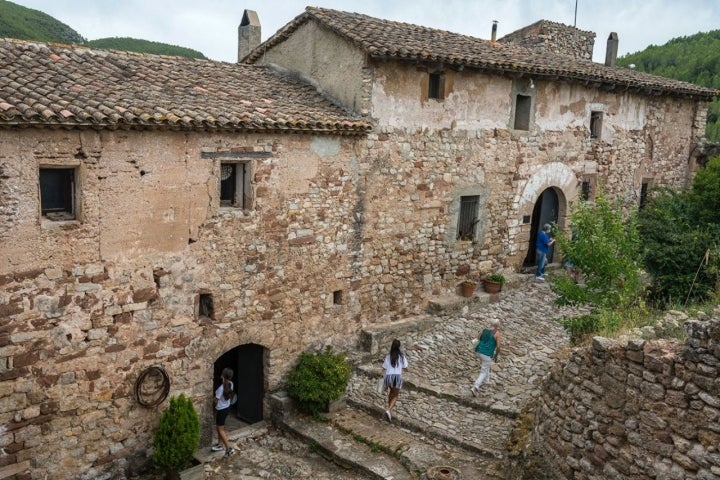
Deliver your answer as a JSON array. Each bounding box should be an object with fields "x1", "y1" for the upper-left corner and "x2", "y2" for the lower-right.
[{"x1": 138, "y1": 273, "x2": 589, "y2": 479}]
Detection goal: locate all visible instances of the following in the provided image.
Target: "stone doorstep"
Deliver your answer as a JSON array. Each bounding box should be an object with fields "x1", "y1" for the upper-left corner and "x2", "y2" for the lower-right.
[
  {"x1": 282, "y1": 412, "x2": 415, "y2": 480},
  {"x1": 194, "y1": 420, "x2": 270, "y2": 463}
]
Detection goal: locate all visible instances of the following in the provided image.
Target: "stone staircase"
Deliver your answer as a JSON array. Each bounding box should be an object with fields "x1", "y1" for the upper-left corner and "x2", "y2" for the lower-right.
[{"x1": 272, "y1": 283, "x2": 533, "y2": 479}]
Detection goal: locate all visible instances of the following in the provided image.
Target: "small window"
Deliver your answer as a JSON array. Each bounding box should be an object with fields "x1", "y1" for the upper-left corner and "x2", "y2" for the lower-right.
[
  {"x1": 514, "y1": 95, "x2": 531, "y2": 130},
  {"x1": 220, "y1": 162, "x2": 250, "y2": 208},
  {"x1": 457, "y1": 196, "x2": 479, "y2": 241},
  {"x1": 581, "y1": 181, "x2": 591, "y2": 201},
  {"x1": 639, "y1": 181, "x2": 649, "y2": 209},
  {"x1": 590, "y1": 111, "x2": 603, "y2": 139},
  {"x1": 40, "y1": 167, "x2": 77, "y2": 221},
  {"x1": 333, "y1": 290, "x2": 343, "y2": 305},
  {"x1": 428, "y1": 72, "x2": 445, "y2": 100},
  {"x1": 198, "y1": 293, "x2": 214, "y2": 319}
]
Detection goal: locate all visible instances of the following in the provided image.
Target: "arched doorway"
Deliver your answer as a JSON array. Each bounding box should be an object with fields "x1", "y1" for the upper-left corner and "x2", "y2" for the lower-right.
[
  {"x1": 523, "y1": 188, "x2": 559, "y2": 268},
  {"x1": 214, "y1": 343, "x2": 264, "y2": 424}
]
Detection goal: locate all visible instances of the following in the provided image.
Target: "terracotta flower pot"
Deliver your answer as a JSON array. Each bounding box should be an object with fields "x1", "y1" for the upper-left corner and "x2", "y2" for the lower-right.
[
  {"x1": 482, "y1": 279, "x2": 503, "y2": 294},
  {"x1": 460, "y1": 282, "x2": 476, "y2": 297}
]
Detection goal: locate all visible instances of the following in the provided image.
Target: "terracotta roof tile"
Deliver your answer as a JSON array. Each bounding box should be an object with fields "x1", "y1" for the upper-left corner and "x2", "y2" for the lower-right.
[
  {"x1": 246, "y1": 7, "x2": 718, "y2": 100},
  {"x1": 0, "y1": 38, "x2": 371, "y2": 135}
]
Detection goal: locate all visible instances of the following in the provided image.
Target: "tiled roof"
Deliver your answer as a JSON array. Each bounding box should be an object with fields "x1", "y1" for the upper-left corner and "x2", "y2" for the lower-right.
[
  {"x1": 0, "y1": 38, "x2": 371, "y2": 134},
  {"x1": 246, "y1": 7, "x2": 718, "y2": 101}
]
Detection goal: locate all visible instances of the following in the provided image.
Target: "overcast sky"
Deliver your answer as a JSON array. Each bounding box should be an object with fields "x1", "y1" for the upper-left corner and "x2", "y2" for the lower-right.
[{"x1": 10, "y1": 0, "x2": 720, "y2": 64}]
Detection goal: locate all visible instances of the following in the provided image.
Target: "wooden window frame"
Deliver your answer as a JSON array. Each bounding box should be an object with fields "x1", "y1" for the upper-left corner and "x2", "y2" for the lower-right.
[{"x1": 39, "y1": 166, "x2": 78, "y2": 221}]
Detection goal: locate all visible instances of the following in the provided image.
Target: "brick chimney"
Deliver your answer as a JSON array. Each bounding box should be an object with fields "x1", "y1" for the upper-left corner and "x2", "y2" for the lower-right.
[
  {"x1": 605, "y1": 32, "x2": 618, "y2": 67},
  {"x1": 238, "y1": 10, "x2": 261, "y2": 63}
]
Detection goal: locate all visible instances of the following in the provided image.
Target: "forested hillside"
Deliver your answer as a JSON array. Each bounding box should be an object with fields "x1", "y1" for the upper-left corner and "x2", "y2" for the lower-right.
[
  {"x1": 618, "y1": 31, "x2": 720, "y2": 141},
  {"x1": 0, "y1": 0, "x2": 84, "y2": 44},
  {"x1": 0, "y1": 0, "x2": 206, "y2": 59}
]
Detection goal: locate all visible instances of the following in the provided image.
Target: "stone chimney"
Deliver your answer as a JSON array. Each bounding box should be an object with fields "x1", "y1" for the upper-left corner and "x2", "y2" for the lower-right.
[
  {"x1": 238, "y1": 9, "x2": 261, "y2": 63},
  {"x1": 491, "y1": 20, "x2": 498, "y2": 42},
  {"x1": 605, "y1": 32, "x2": 618, "y2": 67}
]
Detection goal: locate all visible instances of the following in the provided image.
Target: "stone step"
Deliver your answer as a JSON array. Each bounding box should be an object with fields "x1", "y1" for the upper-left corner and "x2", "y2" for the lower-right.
[
  {"x1": 326, "y1": 407, "x2": 506, "y2": 480},
  {"x1": 347, "y1": 368, "x2": 512, "y2": 460},
  {"x1": 282, "y1": 411, "x2": 416, "y2": 480}
]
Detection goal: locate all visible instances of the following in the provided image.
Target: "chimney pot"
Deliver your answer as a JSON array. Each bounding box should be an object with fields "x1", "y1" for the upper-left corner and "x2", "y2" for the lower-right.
[{"x1": 491, "y1": 20, "x2": 498, "y2": 42}]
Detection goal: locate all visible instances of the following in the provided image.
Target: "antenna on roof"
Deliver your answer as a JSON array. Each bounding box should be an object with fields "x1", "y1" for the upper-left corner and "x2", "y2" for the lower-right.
[{"x1": 574, "y1": 0, "x2": 578, "y2": 27}]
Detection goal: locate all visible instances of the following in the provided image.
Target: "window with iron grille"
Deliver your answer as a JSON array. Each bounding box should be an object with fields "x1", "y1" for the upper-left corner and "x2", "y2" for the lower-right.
[
  {"x1": 581, "y1": 181, "x2": 591, "y2": 201},
  {"x1": 457, "y1": 196, "x2": 479, "y2": 241},
  {"x1": 428, "y1": 72, "x2": 445, "y2": 100},
  {"x1": 40, "y1": 167, "x2": 77, "y2": 221}
]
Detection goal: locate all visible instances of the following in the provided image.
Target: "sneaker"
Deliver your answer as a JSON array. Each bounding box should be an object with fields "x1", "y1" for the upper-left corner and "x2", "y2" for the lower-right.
[
  {"x1": 470, "y1": 386, "x2": 478, "y2": 397},
  {"x1": 211, "y1": 444, "x2": 224, "y2": 452},
  {"x1": 535, "y1": 276, "x2": 545, "y2": 281},
  {"x1": 384, "y1": 410, "x2": 392, "y2": 422},
  {"x1": 224, "y1": 448, "x2": 235, "y2": 457}
]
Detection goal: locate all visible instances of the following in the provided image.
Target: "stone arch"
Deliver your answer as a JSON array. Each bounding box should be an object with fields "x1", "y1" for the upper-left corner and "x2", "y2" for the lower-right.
[{"x1": 516, "y1": 162, "x2": 577, "y2": 268}]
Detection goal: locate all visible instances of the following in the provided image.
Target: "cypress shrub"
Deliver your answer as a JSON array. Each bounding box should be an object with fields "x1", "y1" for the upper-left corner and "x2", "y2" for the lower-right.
[{"x1": 153, "y1": 393, "x2": 200, "y2": 474}]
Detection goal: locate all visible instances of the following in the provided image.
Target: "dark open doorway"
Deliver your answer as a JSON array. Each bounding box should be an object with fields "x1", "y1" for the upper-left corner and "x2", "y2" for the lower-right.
[
  {"x1": 213, "y1": 343, "x2": 265, "y2": 424},
  {"x1": 523, "y1": 188, "x2": 559, "y2": 268}
]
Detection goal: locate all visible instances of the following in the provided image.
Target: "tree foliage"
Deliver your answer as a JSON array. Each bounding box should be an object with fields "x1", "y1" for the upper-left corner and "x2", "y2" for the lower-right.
[
  {"x1": 287, "y1": 347, "x2": 351, "y2": 415},
  {"x1": 153, "y1": 394, "x2": 200, "y2": 473},
  {"x1": 618, "y1": 30, "x2": 720, "y2": 141},
  {"x1": 552, "y1": 190, "x2": 643, "y2": 310},
  {"x1": 86, "y1": 37, "x2": 206, "y2": 59},
  {"x1": 0, "y1": 0, "x2": 85, "y2": 44},
  {"x1": 638, "y1": 157, "x2": 720, "y2": 305}
]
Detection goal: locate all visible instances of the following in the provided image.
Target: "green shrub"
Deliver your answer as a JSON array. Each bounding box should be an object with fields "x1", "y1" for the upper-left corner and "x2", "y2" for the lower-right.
[
  {"x1": 638, "y1": 157, "x2": 720, "y2": 306},
  {"x1": 287, "y1": 347, "x2": 351, "y2": 415},
  {"x1": 153, "y1": 394, "x2": 200, "y2": 473},
  {"x1": 552, "y1": 189, "x2": 643, "y2": 310}
]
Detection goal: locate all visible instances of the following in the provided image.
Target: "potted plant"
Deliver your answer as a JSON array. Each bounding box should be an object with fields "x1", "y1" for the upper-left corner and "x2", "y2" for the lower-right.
[
  {"x1": 482, "y1": 273, "x2": 506, "y2": 294},
  {"x1": 460, "y1": 279, "x2": 477, "y2": 297},
  {"x1": 287, "y1": 346, "x2": 351, "y2": 415},
  {"x1": 153, "y1": 393, "x2": 203, "y2": 480}
]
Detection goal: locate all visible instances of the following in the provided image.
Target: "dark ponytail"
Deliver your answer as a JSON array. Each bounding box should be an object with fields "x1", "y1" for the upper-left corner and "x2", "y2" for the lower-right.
[
  {"x1": 221, "y1": 367, "x2": 234, "y2": 400},
  {"x1": 389, "y1": 339, "x2": 403, "y2": 368}
]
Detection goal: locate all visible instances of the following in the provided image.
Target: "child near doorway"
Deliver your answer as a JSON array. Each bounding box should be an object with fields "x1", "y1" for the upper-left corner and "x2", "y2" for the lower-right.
[{"x1": 211, "y1": 368, "x2": 235, "y2": 457}]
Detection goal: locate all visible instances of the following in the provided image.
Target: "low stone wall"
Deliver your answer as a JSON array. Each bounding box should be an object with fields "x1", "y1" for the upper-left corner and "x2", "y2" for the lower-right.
[{"x1": 531, "y1": 316, "x2": 720, "y2": 479}]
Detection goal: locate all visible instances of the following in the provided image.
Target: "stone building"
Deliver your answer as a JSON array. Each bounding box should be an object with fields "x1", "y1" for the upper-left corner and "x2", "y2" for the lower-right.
[{"x1": 0, "y1": 7, "x2": 716, "y2": 479}]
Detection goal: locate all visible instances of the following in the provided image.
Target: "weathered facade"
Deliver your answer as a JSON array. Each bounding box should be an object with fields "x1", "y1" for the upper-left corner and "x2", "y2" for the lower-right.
[{"x1": 0, "y1": 7, "x2": 717, "y2": 479}]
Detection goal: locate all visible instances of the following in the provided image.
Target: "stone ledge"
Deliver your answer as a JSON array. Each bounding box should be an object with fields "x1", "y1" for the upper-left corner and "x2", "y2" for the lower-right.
[{"x1": 360, "y1": 315, "x2": 441, "y2": 354}]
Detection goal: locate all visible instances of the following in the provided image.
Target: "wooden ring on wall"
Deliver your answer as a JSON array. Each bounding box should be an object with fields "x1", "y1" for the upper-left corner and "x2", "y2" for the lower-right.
[{"x1": 135, "y1": 365, "x2": 170, "y2": 408}]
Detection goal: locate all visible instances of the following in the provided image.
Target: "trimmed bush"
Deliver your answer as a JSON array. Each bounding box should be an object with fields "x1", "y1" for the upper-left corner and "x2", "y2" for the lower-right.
[
  {"x1": 287, "y1": 347, "x2": 351, "y2": 415},
  {"x1": 153, "y1": 394, "x2": 200, "y2": 474}
]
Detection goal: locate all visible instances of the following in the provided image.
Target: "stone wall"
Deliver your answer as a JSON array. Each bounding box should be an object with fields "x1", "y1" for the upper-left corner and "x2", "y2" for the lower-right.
[
  {"x1": 531, "y1": 318, "x2": 720, "y2": 479},
  {"x1": 498, "y1": 20, "x2": 596, "y2": 60}
]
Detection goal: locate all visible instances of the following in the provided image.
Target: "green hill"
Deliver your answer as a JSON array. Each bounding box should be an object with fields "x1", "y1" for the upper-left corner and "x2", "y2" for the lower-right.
[
  {"x1": 86, "y1": 37, "x2": 206, "y2": 59},
  {"x1": 0, "y1": 0, "x2": 206, "y2": 59},
  {"x1": 0, "y1": 0, "x2": 85, "y2": 43},
  {"x1": 618, "y1": 31, "x2": 720, "y2": 141}
]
